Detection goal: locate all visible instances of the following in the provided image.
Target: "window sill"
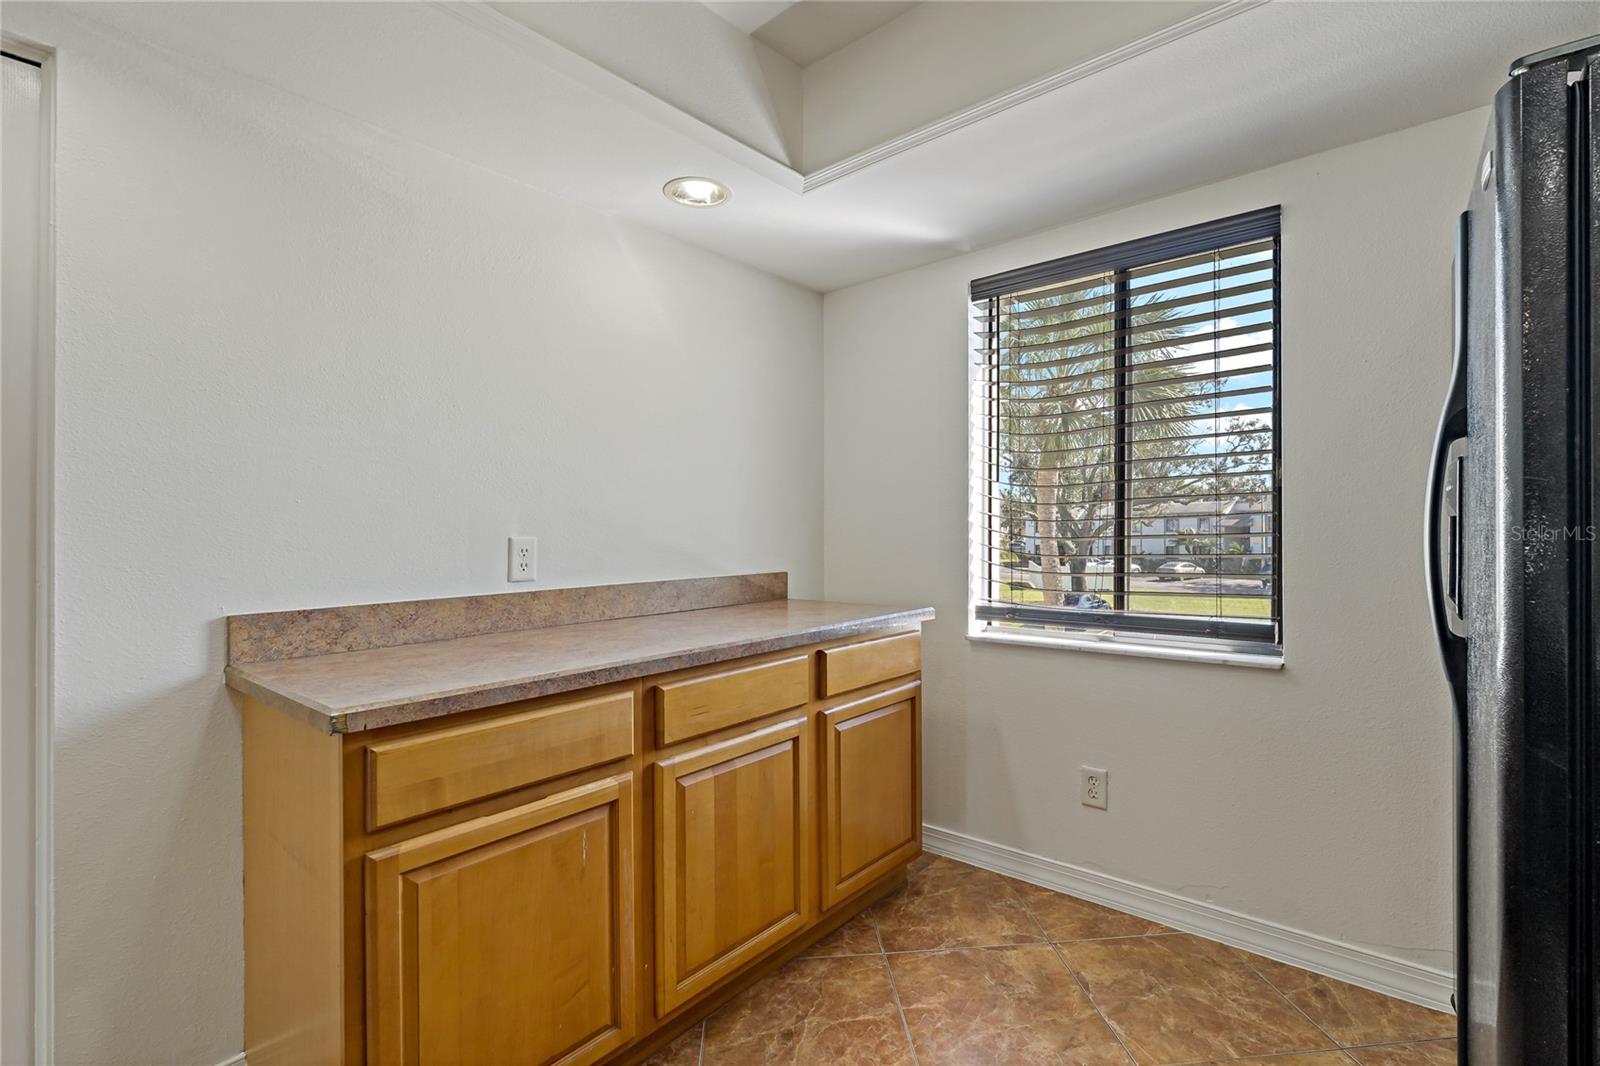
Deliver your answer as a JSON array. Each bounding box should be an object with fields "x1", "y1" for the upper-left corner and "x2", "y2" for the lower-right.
[{"x1": 966, "y1": 626, "x2": 1284, "y2": 670}]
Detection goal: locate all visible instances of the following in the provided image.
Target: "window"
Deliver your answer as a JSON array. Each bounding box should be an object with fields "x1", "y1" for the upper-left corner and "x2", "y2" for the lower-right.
[{"x1": 969, "y1": 207, "x2": 1281, "y2": 657}]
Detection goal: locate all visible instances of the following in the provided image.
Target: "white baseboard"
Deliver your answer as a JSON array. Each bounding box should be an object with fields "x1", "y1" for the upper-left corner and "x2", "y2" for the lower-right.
[
  {"x1": 921, "y1": 824, "x2": 1454, "y2": 1013},
  {"x1": 212, "y1": 1053, "x2": 246, "y2": 1066}
]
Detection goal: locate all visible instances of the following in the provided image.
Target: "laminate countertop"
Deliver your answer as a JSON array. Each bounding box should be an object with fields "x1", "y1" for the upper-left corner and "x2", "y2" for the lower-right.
[{"x1": 225, "y1": 598, "x2": 934, "y2": 734}]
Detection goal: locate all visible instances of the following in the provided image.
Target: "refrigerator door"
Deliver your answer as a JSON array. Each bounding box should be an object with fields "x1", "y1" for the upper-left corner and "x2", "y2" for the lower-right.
[
  {"x1": 1426, "y1": 209, "x2": 1469, "y2": 1051},
  {"x1": 1584, "y1": 44, "x2": 1598, "y2": 1063},
  {"x1": 1461, "y1": 43, "x2": 1596, "y2": 1066}
]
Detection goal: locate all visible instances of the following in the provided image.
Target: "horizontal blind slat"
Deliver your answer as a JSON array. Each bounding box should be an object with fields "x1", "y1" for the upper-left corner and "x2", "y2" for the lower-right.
[
  {"x1": 973, "y1": 255, "x2": 1277, "y2": 324},
  {"x1": 995, "y1": 321, "x2": 1273, "y2": 365},
  {"x1": 990, "y1": 277, "x2": 1276, "y2": 341},
  {"x1": 998, "y1": 300, "x2": 1276, "y2": 352}
]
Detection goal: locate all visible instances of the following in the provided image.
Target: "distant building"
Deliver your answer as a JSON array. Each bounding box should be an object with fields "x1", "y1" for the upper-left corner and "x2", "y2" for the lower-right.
[
  {"x1": 1127, "y1": 494, "x2": 1272, "y2": 571},
  {"x1": 1010, "y1": 494, "x2": 1272, "y2": 573}
]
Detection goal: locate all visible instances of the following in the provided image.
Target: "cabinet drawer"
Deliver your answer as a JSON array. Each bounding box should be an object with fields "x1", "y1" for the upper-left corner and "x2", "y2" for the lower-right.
[
  {"x1": 654, "y1": 654, "x2": 810, "y2": 746},
  {"x1": 365, "y1": 690, "x2": 636, "y2": 830},
  {"x1": 818, "y1": 632, "x2": 921, "y2": 697}
]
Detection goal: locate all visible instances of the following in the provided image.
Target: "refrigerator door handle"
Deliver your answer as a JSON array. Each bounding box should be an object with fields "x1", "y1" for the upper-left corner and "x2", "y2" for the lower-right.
[{"x1": 1434, "y1": 436, "x2": 1469, "y2": 637}]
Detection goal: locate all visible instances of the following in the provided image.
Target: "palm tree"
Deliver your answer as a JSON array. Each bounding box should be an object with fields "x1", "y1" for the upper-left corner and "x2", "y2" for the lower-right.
[{"x1": 994, "y1": 278, "x2": 1216, "y2": 606}]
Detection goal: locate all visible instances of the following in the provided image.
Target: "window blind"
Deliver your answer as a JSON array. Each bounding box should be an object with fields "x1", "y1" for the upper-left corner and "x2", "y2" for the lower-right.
[{"x1": 969, "y1": 207, "x2": 1282, "y2": 651}]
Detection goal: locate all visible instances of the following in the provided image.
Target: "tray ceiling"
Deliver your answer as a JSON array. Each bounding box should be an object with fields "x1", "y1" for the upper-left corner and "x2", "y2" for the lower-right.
[
  {"x1": 747, "y1": 1, "x2": 915, "y2": 66},
  {"x1": 47, "y1": 1, "x2": 1600, "y2": 291}
]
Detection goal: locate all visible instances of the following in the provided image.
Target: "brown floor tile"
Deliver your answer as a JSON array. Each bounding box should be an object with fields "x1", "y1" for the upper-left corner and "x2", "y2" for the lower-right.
[
  {"x1": 1196, "y1": 1049, "x2": 1356, "y2": 1056},
  {"x1": 699, "y1": 955, "x2": 914, "y2": 1065},
  {"x1": 1251, "y1": 959, "x2": 1456, "y2": 1047},
  {"x1": 871, "y1": 854, "x2": 1043, "y2": 952},
  {"x1": 800, "y1": 912, "x2": 882, "y2": 958},
  {"x1": 1061, "y1": 933, "x2": 1332, "y2": 1064},
  {"x1": 642, "y1": 1023, "x2": 703, "y2": 1065},
  {"x1": 1010, "y1": 879, "x2": 1172, "y2": 941},
  {"x1": 1347, "y1": 1038, "x2": 1457, "y2": 1065},
  {"x1": 890, "y1": 944, "x2": 1130, "y2": 1065}
]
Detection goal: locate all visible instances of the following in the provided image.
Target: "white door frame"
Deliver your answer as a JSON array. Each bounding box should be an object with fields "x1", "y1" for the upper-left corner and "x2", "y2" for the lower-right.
[{"x1": 1, "y1": 32, "x2": 55, "y2": 1066}]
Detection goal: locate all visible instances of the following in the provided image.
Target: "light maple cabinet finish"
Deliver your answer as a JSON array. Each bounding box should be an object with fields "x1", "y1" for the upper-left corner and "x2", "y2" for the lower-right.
[
  {"x1": 653, "y1": 715, "x2": 815, "y2": 1015},
  {"x1": 365, "y1": 776, "x2": 636, "y2": 1066},
  {"x1": 818, "y1": 631, "x2": 922, "y2": 697},
  {"x1": 652, "y1": 653, "x2": 809, "y2": 746},
  {"x1": 241, "y1": 625, "x2": 923, "y2": 1066},
  {"x1": 820, "y1": 680, "x2": 922, "y2": 909},
  {"x1": 365, "y1": 690, "x2": 636, "y2": 830},
  {"x1": 244, "y1": 694, "x2": 345, "y2": 1066}
]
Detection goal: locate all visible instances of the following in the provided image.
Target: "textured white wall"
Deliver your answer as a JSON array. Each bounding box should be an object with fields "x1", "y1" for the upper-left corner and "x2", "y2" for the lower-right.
[
  {"x1": 3, "y1": 8, "x2": 821, "y2": 1064},
  {"x1": 1, "y1": 51, "x2": 44, "y2": 1066},
  {"x1": 823, "y1": 109, "x2": 1487, "y2": 975}
]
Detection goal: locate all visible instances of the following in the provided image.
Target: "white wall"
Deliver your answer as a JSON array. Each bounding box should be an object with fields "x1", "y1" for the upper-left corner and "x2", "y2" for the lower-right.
[
  {"x1": 1, "y1": 7, "x2": 822, "y2": 1064},
  {"x1": 1, "y1": 49, "x2": 44, "y2": 1066},
  {"x1": 824, "y1": 110, "x2": 1486, "y2": 977}
]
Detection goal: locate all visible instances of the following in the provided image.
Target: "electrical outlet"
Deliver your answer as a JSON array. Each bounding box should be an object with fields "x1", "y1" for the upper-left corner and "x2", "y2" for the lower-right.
[
  {"x1": 508, "y1": 536, "x2": 537, "y2": 582},
  {"x1": 1081, "y1": 766, "x2": 1108, "y2": 810}
]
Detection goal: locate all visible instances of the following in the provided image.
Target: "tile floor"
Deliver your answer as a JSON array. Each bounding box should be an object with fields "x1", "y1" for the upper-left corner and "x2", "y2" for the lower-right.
[{"x1": 646, "y1": 854, "x2": 1456, "y2": 1066}]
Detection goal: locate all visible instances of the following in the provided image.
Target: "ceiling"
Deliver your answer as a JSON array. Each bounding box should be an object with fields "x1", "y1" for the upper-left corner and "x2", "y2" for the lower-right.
[
  {"x1": 746, "y1": 1, "x2": 916, "y2": 67},
  {"x1": 54, "y1": 1, "x2": 1600, "y2": 292}
]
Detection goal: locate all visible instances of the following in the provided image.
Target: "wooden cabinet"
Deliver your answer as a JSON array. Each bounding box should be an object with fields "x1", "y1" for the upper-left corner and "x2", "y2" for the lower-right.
[
  {"x1": 819, "y1": 680, "x2": 922, "y2": 909},
  {"x1": 365, "y1": 776, "x2": 636, "y2": 1066},
  {"x1": 652, "y1": 716, "x2": 815, "y2": 1014},
  {"x1": 365, "y1": 690, "x2": 636, "y2": 830},
  {"x1": 242, "y1": 627, "x2": 922, "y2": 1066},
  {"x1": 819, "y1": 632, "x2": 922, "y2": 697},
  {"x1": 653, "y1": 654, "x2": 809, "y2": 746}
]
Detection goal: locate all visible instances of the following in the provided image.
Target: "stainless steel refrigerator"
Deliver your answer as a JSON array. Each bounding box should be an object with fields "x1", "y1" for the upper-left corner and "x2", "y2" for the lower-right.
[{"x1": 1429, "y1": 34, "x2": 1599, "y2": 1066}]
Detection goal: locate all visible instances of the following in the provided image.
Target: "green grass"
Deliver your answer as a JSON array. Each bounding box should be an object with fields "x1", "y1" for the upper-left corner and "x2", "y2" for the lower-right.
[
  {"x1": 996, "y1": 582, "x2": 1270, "y2": 618},
  {"x1": 999, "y1": 583, "x2": 1045, "y2": 604},
  {"x1": 1127, "y1": 592, "x2": 1271, "y2": 617}
]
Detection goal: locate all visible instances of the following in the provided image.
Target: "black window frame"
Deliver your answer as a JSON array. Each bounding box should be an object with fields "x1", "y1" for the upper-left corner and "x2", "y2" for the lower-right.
[{"x1": 970, "y1": 206, "x2": 1283, "y2": 653}]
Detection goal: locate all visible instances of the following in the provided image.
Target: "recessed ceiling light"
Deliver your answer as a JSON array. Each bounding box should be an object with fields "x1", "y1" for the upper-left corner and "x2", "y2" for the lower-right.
[{"x1": 663, "y1": 176, "x2": 730, "y2": 208}]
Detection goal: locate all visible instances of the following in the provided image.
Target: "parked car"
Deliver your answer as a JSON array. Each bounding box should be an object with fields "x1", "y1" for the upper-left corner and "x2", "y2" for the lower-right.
[
  {"x1": 1084, "y1": 558, "x2": 1140, "y2": 573},
  {"x1": 1155, "y1": 560, "x2": 1205, "y2": 581}
]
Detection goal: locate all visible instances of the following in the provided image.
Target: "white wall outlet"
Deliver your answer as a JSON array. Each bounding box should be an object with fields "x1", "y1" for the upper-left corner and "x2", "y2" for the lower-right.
[
  {"x1": 508, "y1": 536, "x2": 537, "y2": 582},
  {"x1": 1081, "y1": 766, "x2": 1108, "y2": 810}
]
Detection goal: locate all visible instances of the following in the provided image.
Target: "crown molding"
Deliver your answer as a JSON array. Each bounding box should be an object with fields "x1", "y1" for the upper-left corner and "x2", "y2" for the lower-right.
[
  {"x1": 436, "y1": 0, "x2": 1269, "y2": 197},
  {"x1": 801, "y1": 0, "x2": 1270, "y2": 191}
]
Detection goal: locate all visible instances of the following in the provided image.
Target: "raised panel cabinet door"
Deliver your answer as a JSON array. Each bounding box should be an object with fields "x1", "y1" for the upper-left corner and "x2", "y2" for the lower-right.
[
  {"x1": 654, "y1": 716, "x2": 815, "y2": 1016},
  {"x1": 365, "y1": 775, "x2": 636, "y2": 1066},
  {"x1": 820, "y1": 681, "x2": 921, "y2": 909}
]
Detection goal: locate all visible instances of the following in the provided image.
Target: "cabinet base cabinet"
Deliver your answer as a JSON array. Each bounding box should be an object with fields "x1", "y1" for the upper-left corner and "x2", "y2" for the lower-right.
[
  {"x1": 242, "y1": 629, "x2": 923, "y2": 1066},
  {"x1": 364, "y1": 776, "x2": 636, "y2": 1066},
  {"x1": 820, "y1": 681, "x2": 922, "y2": 910},
  {"x1": 653, "y1": 716, "x2": 816, "y2": 1016}
]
